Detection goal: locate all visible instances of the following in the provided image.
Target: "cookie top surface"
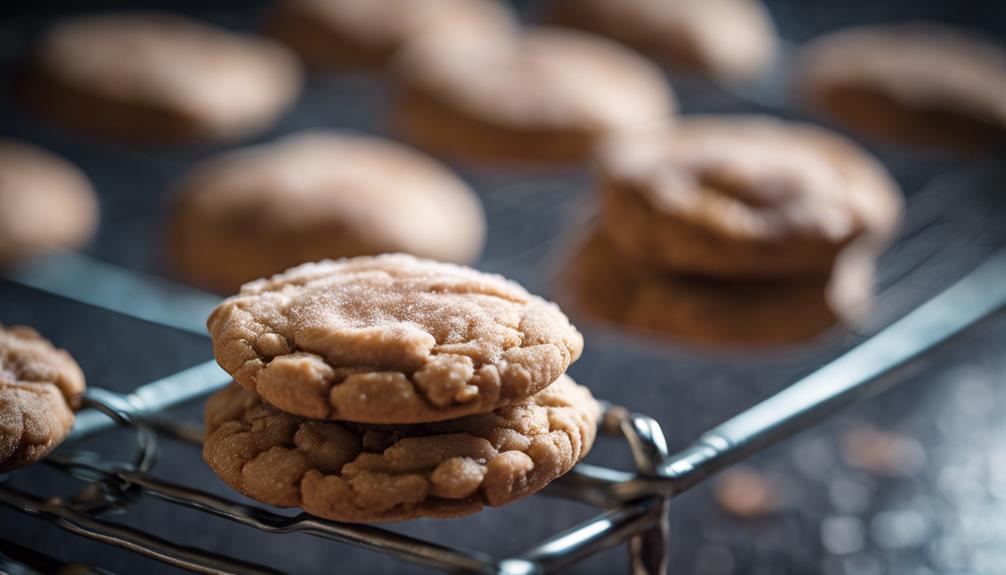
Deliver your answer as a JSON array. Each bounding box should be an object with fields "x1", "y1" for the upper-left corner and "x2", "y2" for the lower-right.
[
  {"x1": 207, "y1": 254, "x2": 584, "y2": 423},
  {"x1": 203, "y1": 375, "x2": 598, "y2": 522},
  {"x1": 798, "y1": 23, "x2": 1006, "y2": 127},
  {"x1": 550, "y1": 0, "x2": 776, "y2": 81},
  {"x1": 31, "y1": 12, "x2": 301, "y2": 141},
  {"x1": 0, "y1": 324, "x2": 86, "y2": 472},
  {"x1": 168, "y1": 131, "x2": 486, "y2": 293},
  {"x1": 0, "y1": 140, "x2": 97, "y2": 264},
  {"x1": 269, "y1": 0, "x2": 512, "y2": 68},
  {"x1": 397, "y1": 26, "x2": 674, "y2": 136},
  {"x1": 597, "y1": 116, "x2": 902, "y2": 276}
]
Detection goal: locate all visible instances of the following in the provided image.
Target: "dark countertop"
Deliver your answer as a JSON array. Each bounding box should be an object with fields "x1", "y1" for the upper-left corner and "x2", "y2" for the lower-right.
[{"x1": 2, "y1": 1, "x2": 1006, "y2": 573}]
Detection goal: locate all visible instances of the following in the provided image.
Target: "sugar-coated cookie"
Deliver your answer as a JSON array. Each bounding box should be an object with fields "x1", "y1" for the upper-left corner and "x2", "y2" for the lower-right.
[
  {"x1": 549, "y1": 0, "x2": 777, "y2": 82},
  {"x1": 268, "y1": 0, "x2": 512, "y2": 70},
  {"x1": 395, "y1": 27, "x2": 675, "y2": 163},
  {"x1": 22, "y1": 12, "x2": 301, "y2": 143},
  {"x1": 598, "y1": 116, "x2": 902, "y2": 279},
  {"x1": 207, "y1": 255, "x2": 583, "y2": 423},
  {"x1": 167, "y1": 131, "x2": 486, "y2": 293},
  {"x1": 0, "y1": 325, "x2": 86, "y2": 472},
  {"x1": 0, "y1": 140, "x2": 97, "y2": 265},
  {"x1": 796, "y1": 23, "x2": 1006, "y2": 150}
]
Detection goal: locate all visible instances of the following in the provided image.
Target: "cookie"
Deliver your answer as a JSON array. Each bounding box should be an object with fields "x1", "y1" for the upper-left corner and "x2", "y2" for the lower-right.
[
  {"x1": 167, "y1": 131, "x2": 486, "y2": 293},
  {"x1": 203, "y1": 375, "x2": 597, "y2": 522},
  {"x1": 548, "y1": 0, "x2": 777, "y2": 82},
  {"x1": 796, "y1": 23, "x2": 1006, "y2": 150},
  {"x1": 0, "y1": 140, "x2": 98, "y2": 265},
  {"x1": 207, "y1": 255, "x2": 584, "y2": 423},
  {"x1": 598, "y1": 116, "x2": 902, "y2": 279},
  {"x1": 21, "y1": 12, "x2": 301, "y2": 143},
  {"x1": 394, "y1": 26, "x2": 675, "y2": 163},
  {"x1": 560, "y1": 231, "x2": 873, "y2": 346},
  {"x1": 0, "y1": 325, "x2": 86, "y2": 472},
  {"x1": 267, "y1": 0, "x2": 512, "y2": 70}
]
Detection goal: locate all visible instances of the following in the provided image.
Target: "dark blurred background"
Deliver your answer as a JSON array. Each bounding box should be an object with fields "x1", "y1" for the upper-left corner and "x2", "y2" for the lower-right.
[{"x1": 2, "y1": 1, "x2": 1006, "y2": 574}]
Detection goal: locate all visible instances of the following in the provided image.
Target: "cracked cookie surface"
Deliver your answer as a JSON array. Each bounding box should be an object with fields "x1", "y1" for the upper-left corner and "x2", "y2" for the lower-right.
[
  {"x1": 203, "y1": 375, "x2": 598, "y2": 522},
  {"x1": 0, "y1": 325, "x2": 86, "y2": 472},
  {"x1": 207, "y1": 254, "x2": 583, "y2": 423}
]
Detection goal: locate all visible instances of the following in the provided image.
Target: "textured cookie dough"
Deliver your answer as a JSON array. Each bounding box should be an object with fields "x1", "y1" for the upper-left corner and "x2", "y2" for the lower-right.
[
  {"x1": 167, "y1": 131, "x2": 486, "y2": 293},
  {"x1": 21, "y1": 12, "x2": 301, "y2": 143},
  {"x1": 207, "y1": 255, "x2": 584, "y2": 423},
  {"x1": 0, "y1": 140, "x2": 98, "y2": 265},
  {"x1": 598, "y1": 116, "x2": 902, "y2": 279},
  {"x1": 0, "y1": 325, "x2": 86, "y2": 472},
  {"x1": 203, "y1": 376, "x2": 599, "y2": 522},
  {"x1": 268, "y1": 0, "x2": 512, "y2": 69},
  {"x1": 394, "y1": 26, "x2": 675, "y2": 163},
  {"x1": 560, "y1": 232, "x2": 873, "y2": 346},
  {"x1": 548, "y1": 0, "x2": 777, "y2": 82},
  {"x1": 796, "y1": 23, "x2": 1006, "y2": 150}
]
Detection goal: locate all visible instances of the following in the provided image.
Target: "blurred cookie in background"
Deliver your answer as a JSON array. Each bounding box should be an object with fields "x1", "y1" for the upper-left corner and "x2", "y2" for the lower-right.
[
  {"x1": 0, "y1": 140, "x2": 97, "y2": 265},
  {"x1": 19, "y1": 12, "x2": 301, "y2": 144},
  {"x1": 548, "y1": 0, "x2": 777, "y2": 83},
  {"x1": 166, "y1": 131, "x2": 486, "y2": 293},
  {"x1": 558, "y1": 231, "x2": 874, "y2": 347},
  {"x1": 394, "y1": 27, "x2": 675, "y2": 164},
  {"x1": 597, "y1": 115, "x2": 902, "y2": 279},
  {"x1": 268, "y1": 0, "x2": 513, "y2": 70},
  {"x1": 0, "y1": 324, "x2": 86, "y2": 473},
  {"x1": 795, "y1": 23, "x2": 1006, "y2": 151}
]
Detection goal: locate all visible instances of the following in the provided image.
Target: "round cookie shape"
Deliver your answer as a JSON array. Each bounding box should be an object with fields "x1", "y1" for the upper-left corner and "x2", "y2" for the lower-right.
[
  {"x1": 0, "y1": 140, "x2": 98, "y2": 265},
  {"x1": 548, "y1": 0, "x2": 777, "y2": 82},
  {"x1": 394, "y1": 26, "x2": 675, "y2": 163},
  {"x1": 795, "y1": 23, "x2": 1006, "y2": 150},
  {"x1": 560, "y1": 231, "x2": 873, "y2": 346},
  {"x1": 21, "y1": 12, "x2": 301, "y2": 143},
  {"x1": 167, "y1": 131, "x2": 486, "y2": 293},
  {"x1": 267, "y1": 0, "x2": 513, "y2": 70},
  {"x1": 203, "y1": 376, "x2": 598, "y2": 522},
  {"x1": 207, "y1": 254, "x2": 584, "y2": 423},
  {"x1": 0, "y1": 324, "x2": 86, "y2": 472},
  {"x1": 597, "y1": 115, "x2": 903, "y2": 279}
]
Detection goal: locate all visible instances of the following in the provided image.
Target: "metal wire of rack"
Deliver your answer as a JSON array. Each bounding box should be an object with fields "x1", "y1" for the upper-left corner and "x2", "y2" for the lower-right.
[{"x1": 1, "y1": 233, "x2": 1005, "y2": 574}]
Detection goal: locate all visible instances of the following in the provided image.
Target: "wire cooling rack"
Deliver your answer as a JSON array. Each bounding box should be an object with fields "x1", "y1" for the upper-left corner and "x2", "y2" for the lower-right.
[{"x1": 1, "y1": 158, "x2": 1005, "y2": 574}]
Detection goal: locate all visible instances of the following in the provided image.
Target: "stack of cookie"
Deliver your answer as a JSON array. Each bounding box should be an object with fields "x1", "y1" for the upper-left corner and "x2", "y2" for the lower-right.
[
  {"x1": 202, "y1": 254, "x2": 599, "y2": 522},
  {"x1": 564, "y1": 115, "x2": 905, "y2": 346}
]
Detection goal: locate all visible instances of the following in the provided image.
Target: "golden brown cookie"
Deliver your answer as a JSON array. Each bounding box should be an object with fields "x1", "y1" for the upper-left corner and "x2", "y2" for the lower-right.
[
  {"x1": 0, "y1": 140, "x2": 98, "y2": 265},
  {"x1": 166, "y1": 131, "x2": 486, "y2": 294},
  {"x1": 795, "y1": 23, "x2": 1006, "y2": 151},
  {"x1": 21, "y1": 12, "x2": 301, "y2": 143},
  {"x1": 598, "y1": 116, "x2": 902, "y2": 279},
  {"x1": 548, "y1": 0, "x2": 777, "y2": 82},
  {"x1": 207, "y1": 255, "x2": 584, "y2": 423},
  {"x1": 0, "y1": 325, "x2": 86, "y2": 472},
  {"x1": 394, "y1": 26, "x2": 675, "y2": 163},
  {"x1": 203, "y1": 376, "x2": 598, "y2": 523},
  {"x1": 559, "y1": 231, "x2": 873, "y2": 346},
  {"x1": 267, "y1": 0, "x2": 512, "y2": 70}
]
